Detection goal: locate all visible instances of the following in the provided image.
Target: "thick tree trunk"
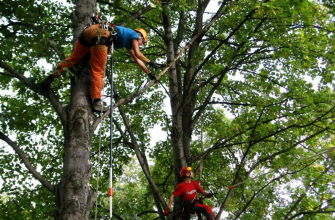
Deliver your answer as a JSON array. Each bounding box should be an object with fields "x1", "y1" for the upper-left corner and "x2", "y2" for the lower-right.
[
  {"x1": 162, "y1": 1, "x2": 210, "y2": 219},
  {"x1": 162, "y1": 3, "x2": 187, "y2": 182},
  {"x1": 53, "y1": 51, "x2": 96, "y2": 219},
  {"x1": 54, "y1": 58, "x2": 96, "y2": 220},
  {"x1": 53, "y1": 1, "x2": 97, "y2": 219},
  {"x1": 181, "y1": 0, "x2": 208, "y2": 165},
  {"x1": 162, "y1": 4, "x2": 187, "y2": 220}
]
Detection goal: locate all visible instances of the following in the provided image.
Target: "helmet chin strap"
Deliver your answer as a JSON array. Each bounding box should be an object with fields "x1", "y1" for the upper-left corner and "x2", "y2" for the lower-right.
[{"x1": 184, "y1": 172, "x2": 194, "y2": 179}]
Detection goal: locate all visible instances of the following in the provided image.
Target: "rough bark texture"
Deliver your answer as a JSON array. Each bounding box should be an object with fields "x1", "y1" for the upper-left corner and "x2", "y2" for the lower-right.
[{"x1": 53, "y1": 0, "x2": 97, "y2": 219}]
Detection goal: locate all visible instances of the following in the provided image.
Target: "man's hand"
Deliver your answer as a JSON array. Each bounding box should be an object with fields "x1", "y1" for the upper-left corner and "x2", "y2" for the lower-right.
[
  {"x1": 163, "y1": 208, "x2": 170, "y2": 216},
  {"x1": 148, "y1": 73, "x2": 157, "y2": 81},
  {"x1": 206, "y1": 193, "x2": 215, "y2": 198},
  {"x1": 149, "y1": 61, "x2": 161, "y2": 70}
]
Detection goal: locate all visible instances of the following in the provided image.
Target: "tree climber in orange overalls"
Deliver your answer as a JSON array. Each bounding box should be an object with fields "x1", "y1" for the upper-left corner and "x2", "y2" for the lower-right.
[
  {"x1": 163, "y1": 167, "x2": 216, "y2": 220},
  {"x1": 41, "y1": 23, "x2": 160, "y2": 112}
]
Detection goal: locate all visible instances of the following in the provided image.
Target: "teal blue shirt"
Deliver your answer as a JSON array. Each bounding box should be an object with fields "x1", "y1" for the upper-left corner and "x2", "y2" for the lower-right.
[{"x1": 115, "y1": 26, "x2": 139, "y2": 49}]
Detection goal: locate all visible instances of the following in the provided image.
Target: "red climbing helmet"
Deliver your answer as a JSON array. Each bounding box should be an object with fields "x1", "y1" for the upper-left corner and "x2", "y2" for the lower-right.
[{"x1": 180, "y1": 166, "x2": 192, "y2": 178}]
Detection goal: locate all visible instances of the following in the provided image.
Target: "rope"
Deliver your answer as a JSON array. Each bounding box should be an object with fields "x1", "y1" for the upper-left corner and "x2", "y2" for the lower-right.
[
  {"x1": 94, "y1": 30, "x2": 111, "y2": 219},
  {"x1": 198, "y1": 71, "x2": 204, "y2": 183},
  {"x1": 108, "y1": 43, "x2": 115, "y2": 220},
  {"x1": 94, "y1": 74, "x2": 105, "y2": 220}
]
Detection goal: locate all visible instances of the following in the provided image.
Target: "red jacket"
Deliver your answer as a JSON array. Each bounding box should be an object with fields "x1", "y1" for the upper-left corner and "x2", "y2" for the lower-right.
[{"x1": 173, "y1": 181, "x2": 204, "y2": 202}]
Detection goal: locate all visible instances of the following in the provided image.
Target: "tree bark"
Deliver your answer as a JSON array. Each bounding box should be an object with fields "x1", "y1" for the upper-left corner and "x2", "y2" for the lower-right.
[
  {"x1": 53, "y1": 0, "x2": 97, "y2": 219},
  {"x1": 162, "y1": 2, "x2": 187, "y2": 182},
  {"x1": 162, "y1": 3, "x2": 186, "y2": 219}
]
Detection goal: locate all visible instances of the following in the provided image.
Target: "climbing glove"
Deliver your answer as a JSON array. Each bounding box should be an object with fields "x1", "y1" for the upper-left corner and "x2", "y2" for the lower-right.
[
  {"x1": 206, "y1": 193, "x2": 215, "y2": 198},
  {"x1": 163, "y1": 208, "x2": 170, "y2": 216},
  {"x1": 148, "y1": 61, "x2": 161, "y2": 70},
  {"x1": 148, "y1": 73, "x2": 157, "y2": 81}
]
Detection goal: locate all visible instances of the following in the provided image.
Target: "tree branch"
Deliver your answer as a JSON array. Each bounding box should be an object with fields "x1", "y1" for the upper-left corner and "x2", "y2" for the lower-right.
[
  {"x1": 1, "y1": 21, "x2": 67, "y2": 59},
  {"x1": 0, "y1": 131, "x2": 54, "y2": 193},
  {"x1": 93, "y1": 0, "x2": 229, "y2": 128},
  {"x1": 0, "y1": 61, "x2": 67, "y2": 125},
  {"x1": 189, "y1": 6, "x2": 270, "y2": 132},
  {"x1": 112, "y1": 87, "x2": 167, "y2": 215},
  {"x1": 232, "y1": 160, "x2": 316, "y2": 220},
  {"x1": 191, "y1": 66, "x2": 229, "y2": 131},
  {"x1": 97, "y1": 0, "x2": 152, "y2": 26},
  {"x1": 215, "y1": 125, "x2": 332, "y2": 219},
  {"x1": 284, "y1": 160, "x2": 335, "y2": 219}
]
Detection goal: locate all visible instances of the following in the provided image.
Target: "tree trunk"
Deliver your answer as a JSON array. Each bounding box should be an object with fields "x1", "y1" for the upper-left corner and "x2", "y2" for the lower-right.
[
  {"x1": 162, "y1": 1, "x2": 210, "y2": 219},
  {"x1": 53, "y1": 1, "x2": 97, "y2": 219},
  {"x1": 54, "y1": 56, "x2": 96, "y2": 220},
  {"x1": 162, "y1": 4, "x2": 187, "y2": 220}
]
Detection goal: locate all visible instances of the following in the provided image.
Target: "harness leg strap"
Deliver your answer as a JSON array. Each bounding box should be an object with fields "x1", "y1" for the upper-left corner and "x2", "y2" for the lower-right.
[{"x1": 92, "y1": 36, "x2": 111, "y2": 46}]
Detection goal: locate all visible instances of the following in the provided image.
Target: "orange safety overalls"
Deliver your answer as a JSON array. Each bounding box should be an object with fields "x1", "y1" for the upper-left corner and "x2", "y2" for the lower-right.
[{"x1": 55, "y1": 24, "x2": 112, "y2": 99}]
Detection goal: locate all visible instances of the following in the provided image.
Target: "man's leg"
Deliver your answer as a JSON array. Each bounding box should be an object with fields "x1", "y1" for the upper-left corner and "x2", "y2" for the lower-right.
[
  {"x1": 193, "y1": 203, "x2": 216, "y2": 220},
  {"x1": 182, "y1": 203, "x2": 192, "y2": 220},
  {"x1": 55, "y1": 40, "x2": 90, "y2": 77},
  {"x1": 40, "y1": 40, "x2": 90, "y2": 90},
  {"x1": 91, "y1": 45, "x2": 109, "y2": 112}
]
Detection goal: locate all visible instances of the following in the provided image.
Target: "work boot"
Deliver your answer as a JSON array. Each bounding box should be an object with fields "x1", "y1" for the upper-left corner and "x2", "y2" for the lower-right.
[
  {"x1": 40, "y1": 74, "x2": 55, "y2": 91},
  {"x1": 92, "y1": 99, "x2": 109, "y2": 113}
]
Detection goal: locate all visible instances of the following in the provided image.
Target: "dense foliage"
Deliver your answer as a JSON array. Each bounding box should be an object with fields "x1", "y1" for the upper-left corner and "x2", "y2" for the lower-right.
[{"x1": 1, "y1": 0, "x2": 334, "y2": 219}]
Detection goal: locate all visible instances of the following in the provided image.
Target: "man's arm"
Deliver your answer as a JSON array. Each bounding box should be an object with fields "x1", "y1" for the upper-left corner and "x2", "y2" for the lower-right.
[
  {"x1": 167, "y1": 194, "x2": 175, "y2": 209},
  {"x1": 163, "y1": 194, "x2": 175, "y2": 216},
  {"x1": 127, "y1": 49, "x2": 151, "y2": 74},
  {"x1": 131, "y1": 39, "x2": 150, "y2": 63},
  {"x1": 201, "y1": 191, "x2": 208, "y2": 197},
  {"x1": 196, "y1": 182, "x2": 213, "y2": 198},
  {"x1": 201, "y1": 191, "x2": 214, "y2": 198}
]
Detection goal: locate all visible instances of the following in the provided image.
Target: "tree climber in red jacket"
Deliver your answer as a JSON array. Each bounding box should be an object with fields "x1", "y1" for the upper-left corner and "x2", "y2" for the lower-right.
[{"x1": 163, "y1": 166, "x2": 216, "y2": 220}]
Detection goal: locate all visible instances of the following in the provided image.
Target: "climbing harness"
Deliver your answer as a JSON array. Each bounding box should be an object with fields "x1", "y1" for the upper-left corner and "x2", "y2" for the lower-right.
[
  {"x1": 96, "y1": 20, "x2": 118, "y2": 46},
  {"x1": 152, "y1": 195, "x2": 213, "y2": 220},
  {"x1": 79, "y1": 7, "x2": 118, "y2": 48},
  {"x1": 181, "y1": 190, "x2": 199, "y2": 220}
]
